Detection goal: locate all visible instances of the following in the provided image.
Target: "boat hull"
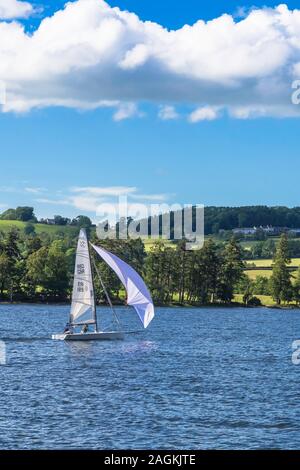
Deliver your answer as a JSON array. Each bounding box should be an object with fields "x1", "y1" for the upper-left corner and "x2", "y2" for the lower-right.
[{"x1": 52, "y1": 331, "x2": 124, "y2": 341}]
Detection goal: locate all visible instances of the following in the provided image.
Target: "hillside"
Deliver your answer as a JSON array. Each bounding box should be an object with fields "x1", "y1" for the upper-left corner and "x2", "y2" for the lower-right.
[{"x1": 0, "y1": 220, "x2": 80, "y2": 236}]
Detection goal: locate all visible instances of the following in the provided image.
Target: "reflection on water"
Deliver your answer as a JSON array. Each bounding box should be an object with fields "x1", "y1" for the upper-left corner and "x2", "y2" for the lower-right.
[
  {"x1": 66, "y1": 341, "x2": 95, "y2": 357},
  {"x1": 121, "y1": 340, "x2": 158, "y2": 355},
  {"x1": 65, "y1": 338, "x2": 158, "y2": 358},
  {"x1": 0, "y1": 304, "x2": 300, "y2": 449}
]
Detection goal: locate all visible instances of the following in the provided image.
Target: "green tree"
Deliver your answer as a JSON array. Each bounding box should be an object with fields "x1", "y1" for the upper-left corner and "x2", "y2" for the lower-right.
[
  {"x1": 54, "y1": 215, "x2": 70, "y2": 226},
  {"x1": 186, "y1": 240, "x2": 221, "y2": 304},
  {"x1": 4, "y1": 228, "x2": 21, "y2": 259},
  {"x1": 44, "y1": 240, "x2": 69, "y2": 298},
  {"x1": 294, "y1": 268, "x2": 300, "y2": 305},
  {"x1": 145, "y1": 241, "x2": 170, "y2": 303},
  {"x1": 0, "y1": 252, "x2": 11, "y2": 298},
  {"x1": 25, "y1": 236, "x2": 43, "y2": 256},
  {"x1": 218, "y1": 238, "x2": 245, "y2": 302},
  {"x1": 15, "y1": 206, "x2": 36, "y2": 222},
  {"x1": 270, "y1": 234, "x2": 293, "y2": 305},
  {"x1": 0, "y1": 208, "x2": 17, "y2": 220},
  {"x1": 72, "y1": 215, "x2": 92, "y2": 228},
  {"x1": 26, "y1": 246, "x2": 49, "y2": 294},
  {"x1": 24, "y1": 223, "x2": 36, "y2": 236},
  {"x1": 199, "y1": 239, "x2": 221, "y2": 303},
  {"x1": 0, "y1": 229, "x2": 22, "y2": 301},
  {"x1": 252, "y1": 276, "x2": 271, "y2": 296},
  {"x1": 175, "y1": 240, "x2": 189, "y2": 304},
  {"x1": 235, "y1": 274, "x2": 254, "y2": 305},
  {"x1": 26, "y1": 241, "x2": 69, "y2": 300}
]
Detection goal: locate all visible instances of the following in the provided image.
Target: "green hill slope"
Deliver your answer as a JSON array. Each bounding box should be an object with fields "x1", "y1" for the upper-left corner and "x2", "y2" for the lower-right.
[{"x1": 0, "y1": 220, "x2": 80, "y2": 236}]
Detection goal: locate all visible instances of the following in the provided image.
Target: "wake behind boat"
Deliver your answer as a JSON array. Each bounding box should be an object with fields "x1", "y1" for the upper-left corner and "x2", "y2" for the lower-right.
[{"x1": 52, "y1": 229, "x2": 154, "y2": 341}]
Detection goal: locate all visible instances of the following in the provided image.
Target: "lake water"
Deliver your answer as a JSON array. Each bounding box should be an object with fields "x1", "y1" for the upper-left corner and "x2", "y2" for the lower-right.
[{"x1": 0, "y1": 304, "x2": 299, "y2": 449}]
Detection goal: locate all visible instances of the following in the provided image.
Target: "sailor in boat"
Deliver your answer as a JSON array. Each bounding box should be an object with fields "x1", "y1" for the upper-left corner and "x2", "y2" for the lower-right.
[
  {"x1": 81, "y1": 324, "x2": 89, "y2": 334},
  {"x1": 63, "y1": 322, "x2": 73, "y2": 334}
]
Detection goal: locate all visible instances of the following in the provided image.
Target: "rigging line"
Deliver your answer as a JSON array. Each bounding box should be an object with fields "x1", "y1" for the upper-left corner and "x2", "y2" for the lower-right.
[{"x1": 91, "y1": 255, "x2": 122, "y2": 331}]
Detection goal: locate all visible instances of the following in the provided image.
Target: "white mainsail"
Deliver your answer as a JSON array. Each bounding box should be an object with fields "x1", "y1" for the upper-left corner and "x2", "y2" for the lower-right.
[
  {"x1": 91, "y1": 244, "x2": 155, "y2": 328},
  {"x1": 70, "y1": 229, "x2": 95, "y2": 325}
]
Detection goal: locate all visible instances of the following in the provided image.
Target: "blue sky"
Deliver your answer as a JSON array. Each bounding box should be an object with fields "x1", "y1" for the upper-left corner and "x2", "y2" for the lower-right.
[{"x1": 0, "y1": 0, "x2": 300, "y2": 219}]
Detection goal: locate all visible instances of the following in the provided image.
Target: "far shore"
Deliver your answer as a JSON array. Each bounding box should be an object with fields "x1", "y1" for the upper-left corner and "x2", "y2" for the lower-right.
[{"x1": 0, "y1": 300, "x2": 299, "y2": 310}]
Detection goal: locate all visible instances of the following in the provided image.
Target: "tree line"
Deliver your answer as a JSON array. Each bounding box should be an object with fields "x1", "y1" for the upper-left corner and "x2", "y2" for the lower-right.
[
  {"x1": 205, "y1": 205, "x2": 300, "y2": 234},
  {"x1": 242, "y1": 238, "x2": 300, "y2": 260},
  {"x1": 3, "y1": 205, "x2": 300, "y2": 235},
  {"x1": 0, "y1": 206, "x2": 93, "y2": 228},
  {"x1": 0, "y1": 227, "x2": 245, "y2": 305},
  {"x1": 0, "y1": 226, "x2": 299, "y2": 307}
]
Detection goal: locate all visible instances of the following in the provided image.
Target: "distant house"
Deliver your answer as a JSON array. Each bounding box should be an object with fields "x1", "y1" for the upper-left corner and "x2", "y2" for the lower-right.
[
  {"x1": 232, "y1": 227, "x2": 257, "y2": 235},
  {"x1": 45, "y1": 218, "x2": 55, "y2": 225},
  {"x1": 261, "y1": 225, "x2": 275, "y2": 234},
  {"x1": 265, "y1": 226, "x2": 287, "y2": 235},
  {"x1": 233, "y1": 225, "x2": 297, "y2": 236}
]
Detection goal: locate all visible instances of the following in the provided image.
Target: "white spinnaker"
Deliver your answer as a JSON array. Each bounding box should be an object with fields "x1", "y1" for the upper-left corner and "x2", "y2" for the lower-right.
[
  {"x1": 91, "y1": 244, "x2": 154, "y2": 329},
  {"x1": 70, "y1": 229, "x2": 95, "y2": 325}
]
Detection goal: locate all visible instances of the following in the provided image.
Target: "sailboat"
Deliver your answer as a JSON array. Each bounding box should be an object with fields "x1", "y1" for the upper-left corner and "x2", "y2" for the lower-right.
[{"x1": 52, "y1": 229, "x2": 154, "y2": 341}]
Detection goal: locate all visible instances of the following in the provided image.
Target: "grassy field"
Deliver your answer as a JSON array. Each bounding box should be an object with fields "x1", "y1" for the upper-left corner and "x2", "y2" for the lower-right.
[
  {"x1": 240, "y1": 237, "x2": 281, "y2": 250},
  {"x1": 244, "y1": 269, "x2": 273, "y2": 280},
  {"x1": 234, "y1": 294, "x2": 277, "y2": 306},
  {"x1": 0, "y1": 220, "x2": 79, "y2": 236},
  {"x1": 244, "y1": 258, "x2": 300, "y2": 280},
  {"x1": 246, "y1": 258, "x2": 300, "y2": 267}
]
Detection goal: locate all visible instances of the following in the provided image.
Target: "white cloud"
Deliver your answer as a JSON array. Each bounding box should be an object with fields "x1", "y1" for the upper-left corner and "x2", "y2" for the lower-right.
[
  {"x1": 1, "y1": 1, "x2": 300, "y2": 118},
  {"x1": 36, "y1": 186, "x2": 171, "y2": 213},
  {"x1": 119, "y1": 43, "x2": 149, "y2": 70},
  {"x1": 69, "y1": 195, "x2": 100, "y2": 212},
  {"x1": 72, "y1": 186, "x2": 137, "y2": 196},
  {"x1": 131, "y1": 193, "x2": 170, "y2": 202},
  {"x1": 0, "y1": 0, "x2": 33, "y2": 19},
  {"x1": 113, "y1": 103, "x2": 139, "y2": 121},
  {"x1": 25, "y1": 186, "x2": 46, "y2": 194},
  {"x1": 189, "y1": 106, "x2": 220, "y2": 122},
  {"x1": 158, "y1": 105, "x2": 179, "y2": 121},
  {"x1": 36, "y1": 198, "x2": 70, "y2": 206},
  {"x1": 229, "y1": 104, "x2": 300, "y2": 119}
]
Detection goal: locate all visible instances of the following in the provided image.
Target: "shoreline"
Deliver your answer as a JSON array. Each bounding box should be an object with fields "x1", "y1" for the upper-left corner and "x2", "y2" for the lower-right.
[{"x1": 0, "y1": 301, "x2": 299, "y2": 310}]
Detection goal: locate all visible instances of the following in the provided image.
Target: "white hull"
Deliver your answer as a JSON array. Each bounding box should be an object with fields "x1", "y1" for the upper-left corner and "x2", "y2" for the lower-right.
[{"x1": 52, "y1": 331, "x2": 124, "y2": 341}]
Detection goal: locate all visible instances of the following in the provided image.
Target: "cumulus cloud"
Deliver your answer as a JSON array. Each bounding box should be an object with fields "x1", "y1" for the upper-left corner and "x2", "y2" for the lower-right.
[
  {"x1": 189, "y1": 106, "x2": 220, "y2": 122},
  {"x1": 113, "y1": 103, "x2": 139, "y2": 121},
  {"x1": 0, "y1": 0, "x2": 33, "y2": 19},
  {"x1": 0, "y1": 1, "x2": 300, "y2": 119},
  {"x1": 158, "y1": 105, "x2": 179, "y2": 120}
]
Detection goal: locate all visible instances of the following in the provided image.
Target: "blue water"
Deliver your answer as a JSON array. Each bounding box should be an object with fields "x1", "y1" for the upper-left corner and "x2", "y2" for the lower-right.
[{"x1": 0, "y1": 304, "x2": 299, "y2": 449}]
